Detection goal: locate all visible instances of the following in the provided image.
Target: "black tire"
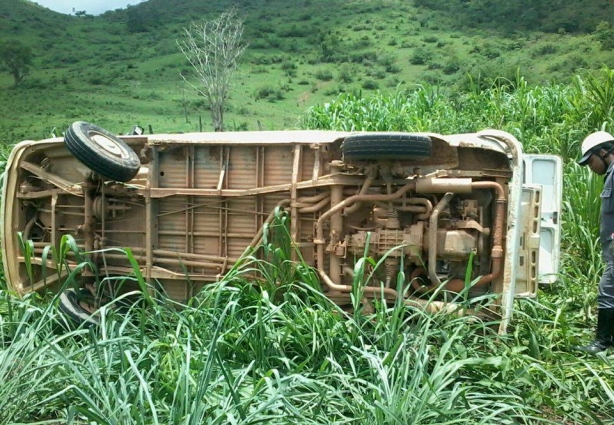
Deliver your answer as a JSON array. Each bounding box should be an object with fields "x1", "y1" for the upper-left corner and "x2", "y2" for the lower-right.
[
  {"x1": 341, "y1": 133, "x2": 432, "y2": 161},
  {"x1": 65, "y1": 121, "x2": 141, "y2": 182},
  {"x1": 58, "y1": 288, "x2": 101, "y2": 327}
]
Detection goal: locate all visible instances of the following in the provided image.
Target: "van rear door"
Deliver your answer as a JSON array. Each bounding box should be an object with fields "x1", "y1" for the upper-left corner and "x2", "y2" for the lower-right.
[{"x1": 515, "y1": 154, "x2": 563, "y2": 298}]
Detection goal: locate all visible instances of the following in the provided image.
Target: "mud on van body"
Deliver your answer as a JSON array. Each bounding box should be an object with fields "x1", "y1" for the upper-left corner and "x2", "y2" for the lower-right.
[{"x1": 1, "y1": 123, "x2": 562, "y2": 333}]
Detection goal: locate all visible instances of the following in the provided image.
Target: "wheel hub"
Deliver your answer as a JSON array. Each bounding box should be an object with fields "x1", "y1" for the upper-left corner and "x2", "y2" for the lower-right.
[{"x1": 90, "y1": 132, "x2": 129, "y2": 158}]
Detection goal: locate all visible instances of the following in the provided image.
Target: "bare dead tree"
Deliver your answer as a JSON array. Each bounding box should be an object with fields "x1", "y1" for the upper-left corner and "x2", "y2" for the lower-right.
[{"x1": 177, "y1": 8, "x2": 247, "y2": 132}]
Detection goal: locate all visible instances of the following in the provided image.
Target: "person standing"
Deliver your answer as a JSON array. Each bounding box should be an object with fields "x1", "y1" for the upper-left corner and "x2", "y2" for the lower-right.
[{"x1": 576, "y1": 130, "x2": 614, "y2": 353}]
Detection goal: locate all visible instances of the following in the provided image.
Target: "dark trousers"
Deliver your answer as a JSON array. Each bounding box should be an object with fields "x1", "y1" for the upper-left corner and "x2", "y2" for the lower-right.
[{"x1": 599, "y1": 243, "x2": 614, "y2": 309}]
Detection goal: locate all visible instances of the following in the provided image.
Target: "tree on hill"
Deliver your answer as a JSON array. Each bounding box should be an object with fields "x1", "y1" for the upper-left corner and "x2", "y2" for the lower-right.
[
  {"x1": 0, "y1": 39, "x2": 33, "y2": 87},
  {"x1": 126, "y1": 4, "x2": 161, "y2": 33},
  {"x1": 177, "y1": 8, "x2": 248, "y2": 132}
]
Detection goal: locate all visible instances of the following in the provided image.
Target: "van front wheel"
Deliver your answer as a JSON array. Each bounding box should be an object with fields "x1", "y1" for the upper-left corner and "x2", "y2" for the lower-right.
[{"x1": 341, "y1": 133, "x2": 432, "y2": 161}]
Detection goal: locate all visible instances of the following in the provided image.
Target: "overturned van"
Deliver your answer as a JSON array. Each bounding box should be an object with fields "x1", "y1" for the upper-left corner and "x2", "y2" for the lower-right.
[{"x1": 1, "y1": 122, "x2": 562, "y2": 333}]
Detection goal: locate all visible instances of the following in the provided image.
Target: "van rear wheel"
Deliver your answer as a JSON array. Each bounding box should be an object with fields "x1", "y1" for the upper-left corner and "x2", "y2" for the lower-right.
[{"x1": 64, "y1": 121, "x2": 141, "y2": 182}]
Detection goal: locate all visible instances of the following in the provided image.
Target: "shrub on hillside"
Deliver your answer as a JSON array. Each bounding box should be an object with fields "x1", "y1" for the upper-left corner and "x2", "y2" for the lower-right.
[
  {"x1": 250, "y1": 21, "x2": 276, "y2": 35},
  {"x1": 420, "y1": 70, "x2": 444, "y2": 85},
  {"x1": 268, "y1": 37, "x2": 283, "y2": 49},
  {"x1": 377, "y1": 54, "x2": 397, "y2": 68},
  {"x1": 442, "y1": 61, "x2": 460, "y2": 75},
  {"x1": 324, "y1": 85, "x2": 346, "y2": 96},
  {"x1": 367, "y1": 69, "x2": 387, "y2": 80},
  {"x1": 281, "y1": 61, "x2": 297, "y2": 70},
  {"x1": 386, "y1": 76, "x2": 402, "y2": 87},
  {"x1": 469, "y1": 42, "x2": 501, "y2": 59},
  {"x1": 353, "y1": 37, "x2": 373, "y2": 49},
  {"x1": 350, "y1": 50, "x2": 378, "y2": 64},
  {"x1": 362, "y1": 79, "x2": 379, "y2": 90},
  {"x1": 409, "y1": 47, "x2": 431, "y2": 65},
  {"x1": 254, "y1": 85, "x2": 285, "y2": 102},
  {"x1": 595, "y1": 21, "x2": 614, "y2": 51},
  {"x1": 530, "y1": 43, "x2": 558, "y2": 58},
  {"x1": 337, "y1": 64, "x2": 354, "y2": 83},
  {"x1": 88, "y1": 73, "x2": 114, "y2": 86},
  {"x1": 251, "y1": 55, "x2": 274, "y2": 65},
  {"x1": 315, "y1": 69, "x2": 333, "y2": 81},
  {"x1": 281, "y1": 61, "x2": 298, "y2": 77},
  {"x1": 277, "y1": 24, "x2": 312, "y2": 38},
  {"x1": 547, "y1": 56, "x2": 593, "y2": 75},
  {"x1": 250, "y1": 39, "x2": 269, "y2": 49},
  {"x1": 386, "y1": 64, "x2": 401, "y2": 74}
]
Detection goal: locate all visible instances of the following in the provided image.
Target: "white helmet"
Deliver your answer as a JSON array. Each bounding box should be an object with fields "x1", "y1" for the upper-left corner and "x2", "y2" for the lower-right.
[{"x1": 578, "y1": 131, "x2": 614, "y2": 165}]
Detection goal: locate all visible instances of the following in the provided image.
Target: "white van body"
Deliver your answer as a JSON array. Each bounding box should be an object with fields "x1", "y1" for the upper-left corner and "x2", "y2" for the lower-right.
[{"x1": 1, "y1": 127, "x2": 562, "y2": 333}]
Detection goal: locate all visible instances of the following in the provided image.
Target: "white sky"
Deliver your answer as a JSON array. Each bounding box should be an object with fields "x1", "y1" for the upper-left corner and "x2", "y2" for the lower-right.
[{"x1": 32, "y1": 0, "x2": 147, "y2": 15}]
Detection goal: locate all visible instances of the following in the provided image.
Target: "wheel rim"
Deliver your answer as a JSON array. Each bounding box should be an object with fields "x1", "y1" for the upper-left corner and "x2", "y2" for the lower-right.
[{"x1": 90, "y1": 131, "x2": 131, "y2": 159}]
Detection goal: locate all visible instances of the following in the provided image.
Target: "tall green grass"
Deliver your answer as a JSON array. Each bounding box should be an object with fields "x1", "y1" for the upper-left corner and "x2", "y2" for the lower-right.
[{"x1": 0, "y1": 213, "x2": 613, "y2": 424}]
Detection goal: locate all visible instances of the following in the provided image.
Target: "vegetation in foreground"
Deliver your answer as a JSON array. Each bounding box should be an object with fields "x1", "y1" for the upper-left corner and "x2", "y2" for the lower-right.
[
  {"x1": 0, "y1": 248, "x2": 611, "y2": 425},
  {"x1": 1, "y1": 67, "x2": 614, "y2": 423}
]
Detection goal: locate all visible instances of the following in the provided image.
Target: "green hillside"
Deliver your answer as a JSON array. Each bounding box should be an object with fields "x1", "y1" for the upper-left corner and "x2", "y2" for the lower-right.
[{"x1": 0, "y1": 0, "x2": 613, "y2": 143}]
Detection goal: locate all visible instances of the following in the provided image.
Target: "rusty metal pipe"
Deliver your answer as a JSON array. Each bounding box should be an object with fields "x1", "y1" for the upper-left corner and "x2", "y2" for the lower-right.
[
  {"x1": 472, "y1": 181, "x2": 505, "y2": 200},
  {"x1": 375, "y1": 201, "x2": 430, "y2": 217},
  {"x1": 398, "y1": 197, "x2": 433, "y2": 220},
  {"x1": 472, "y1": 181, "x2": 506, "y2": 255},
  {"x1": 317, "y1": 269, "x2": 398, "y2": 297},
  {"x1": 428, "y1": 193, "x2": 454, "y2": 287},
  {"x1": 154, "y1": 249, "x2": 239, "y2": 263},
  {"x1": 23, "y1": 211, "x2": 39, "y2": 241},
  {"x1": 377, "y1": 197, "x2": 433, "y2": 219},
  {"x1": 93, "y1": 252, "x2": 227, "y2": 269},
  {"x1": 31, "y1": 246, "x2": 241, "y2": 269},
  {"x1": 299, "y1": 196, "x2": 330, "y2": 213},
  {"x1": 444, "y1": 249, "x2": 503, "y2": 292},
  {"x1": 443, "y1": 181, "x2": 507, "y2": 291},
  {"x1": 420, "y1": 180, "x2": 506, "y2": 292},
  {"x1": 248, "y1": 199, "x2": 291, "y2": 247},
  {"x1": 315, "y1": 182, "x2": 416, "y2": 285},
  {"x1": 415, "y1": 178, "x2": 473, "y2": 194},
  {"x1": 329, "y1": 185, "x2": 344, "y2": 285},
  {"x1": 83, "y1": 178, "x2": 96, "y2": 254},
  {"x1": 343, "y1": 176, "x2": 375, "y2": 215},
  {"x1": 297, "y1": 192, "x2": 329, "y2": 203}
]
